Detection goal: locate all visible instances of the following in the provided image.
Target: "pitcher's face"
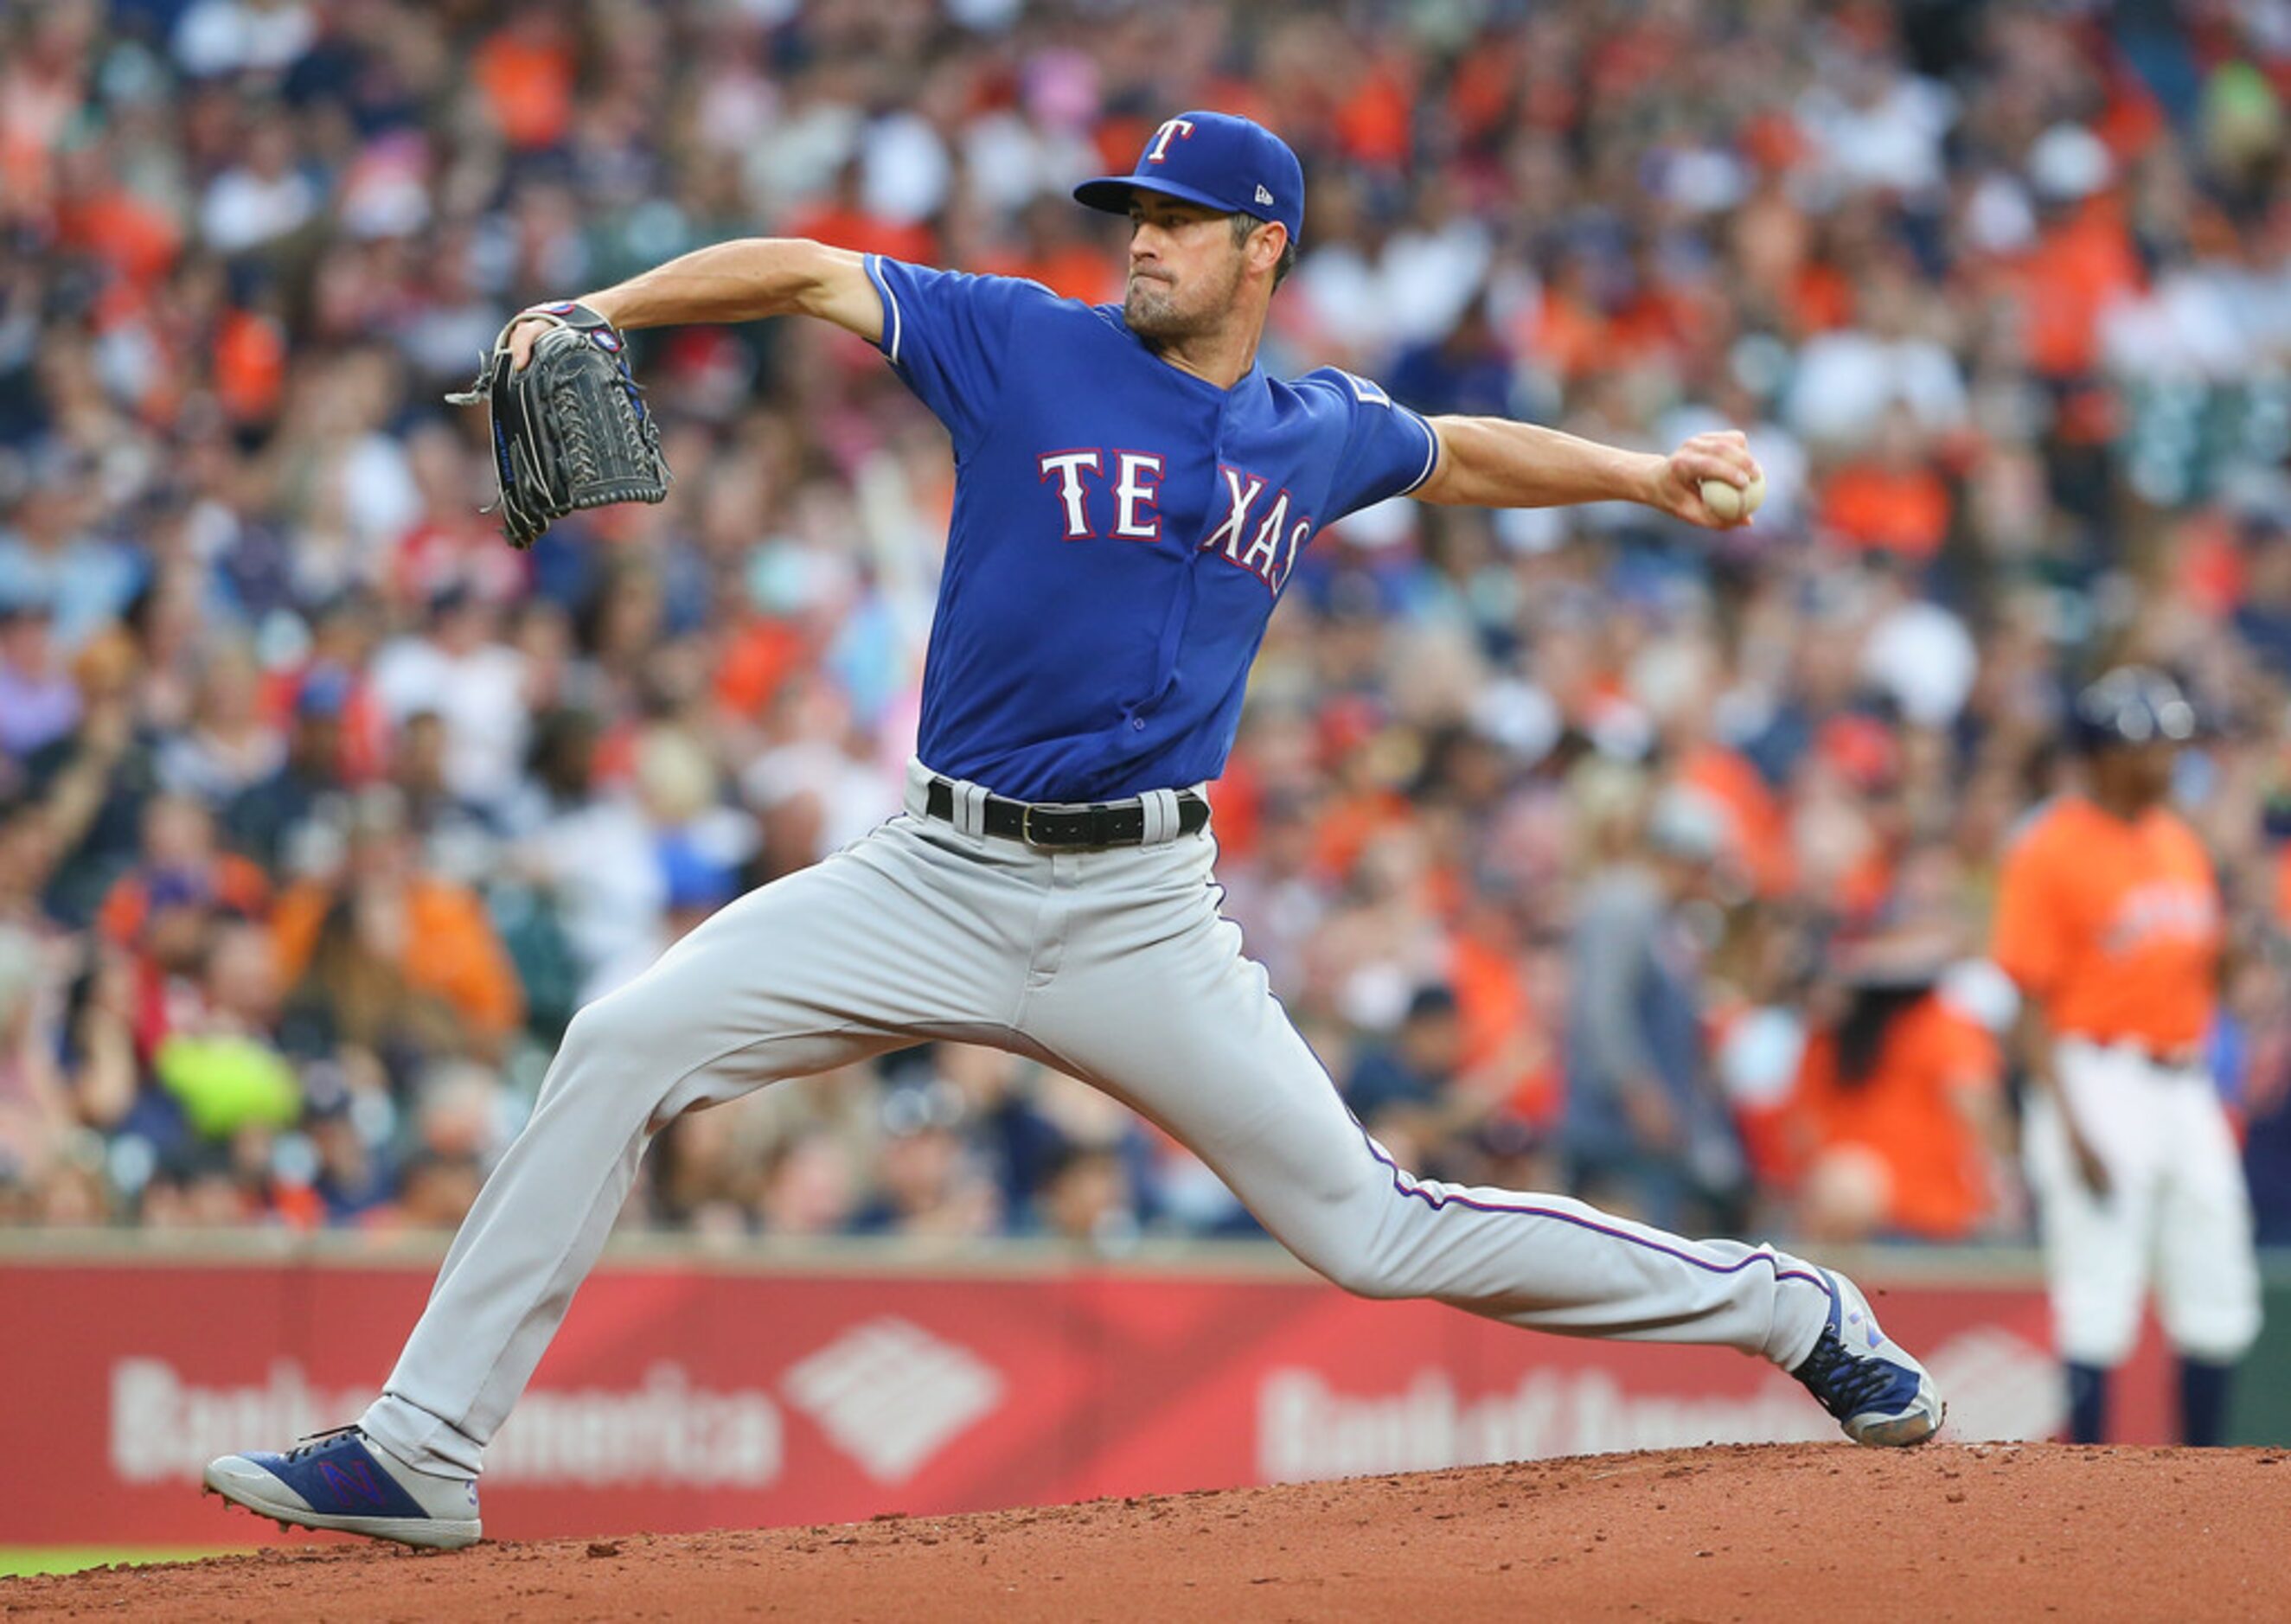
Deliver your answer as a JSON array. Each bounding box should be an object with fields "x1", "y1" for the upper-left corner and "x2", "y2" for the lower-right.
[{"x1": 1123, "y1": 195, "x2": 1248, "y2": 346}]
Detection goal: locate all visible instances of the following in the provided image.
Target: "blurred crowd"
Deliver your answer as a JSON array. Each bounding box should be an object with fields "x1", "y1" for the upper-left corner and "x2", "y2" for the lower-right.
[{"x1": 3, "y1": 0, "x2": 2291, "y2": 1251}]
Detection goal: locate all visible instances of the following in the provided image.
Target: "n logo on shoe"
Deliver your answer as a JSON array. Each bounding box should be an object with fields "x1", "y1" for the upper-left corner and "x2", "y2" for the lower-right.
[{"x1": 317, "y1": 1459, "x2": 388, "y2": 1506}]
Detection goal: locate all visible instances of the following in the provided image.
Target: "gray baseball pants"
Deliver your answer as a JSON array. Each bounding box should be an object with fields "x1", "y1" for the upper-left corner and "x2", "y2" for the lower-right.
[{"x1": 363, "y1": 761, "x2": 1833, "y2": 1479}]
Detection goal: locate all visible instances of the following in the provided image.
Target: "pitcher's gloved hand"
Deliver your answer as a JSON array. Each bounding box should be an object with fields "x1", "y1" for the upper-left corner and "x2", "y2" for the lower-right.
[{"x1": 446, "y1": 301, "x2": 670, "y2": 549}]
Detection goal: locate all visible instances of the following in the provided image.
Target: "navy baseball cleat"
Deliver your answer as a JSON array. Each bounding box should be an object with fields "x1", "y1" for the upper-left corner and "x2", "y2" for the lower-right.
[
  {"x1": 1790, "y1": 1269, "x2": 1945, "y2": 1447},
  {"x1": 202, "y1": 1426, "x2": 481, "y2": 1550}
]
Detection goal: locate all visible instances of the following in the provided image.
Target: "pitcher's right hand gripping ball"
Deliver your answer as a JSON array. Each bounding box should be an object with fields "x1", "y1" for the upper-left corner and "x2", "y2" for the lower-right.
[{"x1": 446, "y1": 301, "x2": 670, "y2": 549}]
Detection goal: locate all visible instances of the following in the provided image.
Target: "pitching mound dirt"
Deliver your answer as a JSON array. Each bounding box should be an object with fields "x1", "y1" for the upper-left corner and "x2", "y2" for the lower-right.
[{"x1": 8, "y1": 1443, "x2": 2287, "y2": 1621}]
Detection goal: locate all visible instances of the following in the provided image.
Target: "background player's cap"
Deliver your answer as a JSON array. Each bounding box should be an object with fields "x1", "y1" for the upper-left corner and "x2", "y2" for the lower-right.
[
  {"x1": 1073, "y1": 111, "x2": 1304, "y2": 242},
  {"x1": 2070, "y1": 665, "x2": 2200, "y2": 752}
]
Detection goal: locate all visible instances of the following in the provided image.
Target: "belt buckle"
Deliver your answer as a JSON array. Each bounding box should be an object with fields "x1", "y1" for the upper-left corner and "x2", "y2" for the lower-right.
[{"x1": 1021, "y1": 802, "x2": 1048, "y2": 847}]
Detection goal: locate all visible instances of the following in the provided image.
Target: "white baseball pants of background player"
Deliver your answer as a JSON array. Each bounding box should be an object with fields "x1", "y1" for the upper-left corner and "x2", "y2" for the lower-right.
[
  {"x1": 361, "y1": 761, "x2": 1837, "y2": 1480},
  {"x1": 2022, "y1": 1037, "x2": 2262, "y2": 1370}
]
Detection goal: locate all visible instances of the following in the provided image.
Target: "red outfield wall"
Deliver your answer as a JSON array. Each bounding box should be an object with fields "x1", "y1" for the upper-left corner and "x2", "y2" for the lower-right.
[{"x1": 0, "y1": 1250, "x2": 2165, "y2": 1545}]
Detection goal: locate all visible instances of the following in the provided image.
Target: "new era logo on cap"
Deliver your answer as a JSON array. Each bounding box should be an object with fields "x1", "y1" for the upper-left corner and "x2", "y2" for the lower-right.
[{"x1": 1073, "y1": 110, "x2": 1305, "y2": 243}]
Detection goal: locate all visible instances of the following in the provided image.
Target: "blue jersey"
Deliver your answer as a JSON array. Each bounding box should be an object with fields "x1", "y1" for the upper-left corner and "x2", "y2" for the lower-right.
[{"x1": 864, "y1": 255, "x2": 1439, "y2": 802}]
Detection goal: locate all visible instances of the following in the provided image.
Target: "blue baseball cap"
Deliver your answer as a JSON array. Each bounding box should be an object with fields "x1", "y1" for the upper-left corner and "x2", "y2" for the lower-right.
[{"x1": 1074, "y1": 111, "x2": 1304, "y2": 243}]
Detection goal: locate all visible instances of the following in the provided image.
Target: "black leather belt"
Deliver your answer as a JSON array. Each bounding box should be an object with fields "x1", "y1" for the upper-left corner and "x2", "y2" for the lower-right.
[{"x1": 923, "y1": 777, "x2": 1209, "y2": 848}]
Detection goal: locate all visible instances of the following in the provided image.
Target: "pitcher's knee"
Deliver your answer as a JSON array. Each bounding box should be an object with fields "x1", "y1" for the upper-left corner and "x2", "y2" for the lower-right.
[
  {"x1": 557, "y1": 990, "x2": 676, "y2": 1077},
  {"x1": 1306, "y1": 1243, "x2": 1417, "y2": 1301}
]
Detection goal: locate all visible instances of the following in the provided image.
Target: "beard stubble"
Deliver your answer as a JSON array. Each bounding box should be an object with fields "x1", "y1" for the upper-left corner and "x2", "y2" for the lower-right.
[{"x1": 1123, "y1": 252, "x2": 1245, "y2": 350}]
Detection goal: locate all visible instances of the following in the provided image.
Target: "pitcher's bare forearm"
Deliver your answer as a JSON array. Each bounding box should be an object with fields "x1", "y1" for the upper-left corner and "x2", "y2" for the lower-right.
[
  {"x1": 1418, "y1": 415, "x2": 1757, "y2": 527},
  {"x1": 1417, "y1": 415, "x2": 1661, "y2": 508},
  {"x1": 578, "y1": 239, "x2": 885, "y2": 343}
]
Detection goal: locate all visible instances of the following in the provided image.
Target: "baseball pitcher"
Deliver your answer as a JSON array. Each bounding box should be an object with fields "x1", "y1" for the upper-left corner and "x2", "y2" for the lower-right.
[
  {"x1": 1992, "y1": 667, "x2": 2262, "y2": 1445},
  {"x1": 204, "y1": 112, "x2": 1942, "y2": 1549}
]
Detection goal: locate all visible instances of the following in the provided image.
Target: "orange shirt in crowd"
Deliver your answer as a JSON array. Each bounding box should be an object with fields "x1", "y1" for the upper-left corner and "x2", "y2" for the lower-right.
[
  {"x1": 214, "y1": 307, "x2": 287, "y2": 425},
  {"x1": 1334, "y1": 62, "x2": 1413, "y2": 167},
  {"x1": 1818, "y1": 463, "x2": 1952, "y2": 560},
  {"x1": 1792, "y1": 995, "x2": 2000, "y2": 1240},
  {"x1": 2171, "y1": 507, "x2": 2244, "y2": 620},
  {"x1": 1990, "y1": 796, "x2": 2220, "y2": 1050},
  {"x1": 1448, "y1": 929, "x2": 1558, "y2": 1127},
  {"x1": 1200, "y1": 756, "x2": 1262, "y2": 862},
  {"x1": 2011, "y1": 195, "x2": 2142, "y2": 380},
  {"x1": 1445, "y1": 44, "x2": 1521, "y2": 146},
  {"x1": 1002, "y1": 246, "x2": 1122, "y2": 304},
  {"x1": 472, "y1": 29, "x2": 575, "y2": 150},
  {"x1": 714, "y1": 617, "x2": 810, "y2": 719},
  {"x1": 1786, "y1": 260, "x2": 1855, "y2": 336},
  {"x1": 1680, "y1": 742, "x2": 1795, "y2": 897},
  {"x1": 1523, "y1": 287, "x2": 1609, "y2": 382},
  {"x1": 1607, "y1": 286, "x2": 1699, "y2": 370},
  {"x1": 784, "y1": 202, "x2": 935, "y2": 267},
  {"x1": 1308, "y1": 789, "x2": 1412, "y2": 884},
  {"x1": 973, "y1": 240, "x2": 1122, "y2": 304},
  {"x1": 271, "y1": 879, "x2": 524, "y2": 1044},
  {"x1": 54, "y1": 183, "x2": 182, "y2": 286}
]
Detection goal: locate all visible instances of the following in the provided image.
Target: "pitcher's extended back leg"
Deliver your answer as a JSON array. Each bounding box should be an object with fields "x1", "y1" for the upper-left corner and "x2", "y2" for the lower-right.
[
  {"x1": 1024, "y1": 854, "x2": 1938, "y2": 1442},
  {"x1": 362, "y1": 822, "x2": 1017, "y2": 1476}
]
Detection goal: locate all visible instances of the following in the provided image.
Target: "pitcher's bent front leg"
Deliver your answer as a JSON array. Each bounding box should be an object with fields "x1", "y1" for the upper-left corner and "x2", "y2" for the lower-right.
[
  {"x1": 1026, "y1": 858, "x2": 1832, "y2": 1371},
  {"x1": 363, "y1": 821, "x2": 1016, "y2": 1476}
]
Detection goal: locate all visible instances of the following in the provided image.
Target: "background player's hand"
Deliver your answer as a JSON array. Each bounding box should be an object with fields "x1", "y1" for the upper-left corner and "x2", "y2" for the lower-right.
[
  {"x1": 2066, "y1": 1120, "x2": 2114, "y2": 1199},
  {"x1": 1646, "y1": 431, "x2": 1761, "y2": 529},
  {"x1": 1621, "y1": 1079, "x2": 1680, "y2": 1153}
]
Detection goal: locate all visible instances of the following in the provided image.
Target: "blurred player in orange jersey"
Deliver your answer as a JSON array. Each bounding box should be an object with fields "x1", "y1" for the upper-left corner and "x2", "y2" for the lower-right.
[{"x1": 1991, "y1": 668, "x2": 2261, "y2": 1446}]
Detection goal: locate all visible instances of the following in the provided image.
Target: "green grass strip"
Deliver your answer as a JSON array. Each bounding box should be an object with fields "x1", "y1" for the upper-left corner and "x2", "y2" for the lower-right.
[{"x1": 0, "y1": 1548, "x2": 236, "y2": 1579}]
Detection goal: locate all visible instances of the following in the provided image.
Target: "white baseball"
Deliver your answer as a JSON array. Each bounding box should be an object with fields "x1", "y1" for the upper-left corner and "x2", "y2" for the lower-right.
[{"x1": 1699, "y1": 470, "x2": 1765, "y2": 522}]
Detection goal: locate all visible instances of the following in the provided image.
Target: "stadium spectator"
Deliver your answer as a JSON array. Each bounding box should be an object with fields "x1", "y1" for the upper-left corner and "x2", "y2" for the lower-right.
[
  {"x1": 1347, "y1": 984, "x2": 1467, "y2": 1122},
  {"x1": 270, "y1": 787, "x2": 522, "y2": 1066},
  {"x1": 369, "y1": 586, "x2": 531, "y2": 815},
  {"x1": 755, "y1": 1126, "x2": 861, "y2": 1240},
  {"x1": 1790, "y1": 956, "x2": 2011, "y2": 1245},
  {"x1": 1563, "y1": 783, "x2": 1746, "y2": 1231},
  {"x1": 0, "y1": 0, "x2": 2284, "y2": 1249},
  {"x1": 848, "y1": 1075, "x2": 1001, "y2": 1242},
  {"x1": 223, "y1": 663, "x2": 355, "y2": 870},
  {"x1": 1032, "y1": 1141, "x2": 1138, "y2": 1253},
  {"x1": 0, "y1": 596, "x2": 83, "y2": 769}
]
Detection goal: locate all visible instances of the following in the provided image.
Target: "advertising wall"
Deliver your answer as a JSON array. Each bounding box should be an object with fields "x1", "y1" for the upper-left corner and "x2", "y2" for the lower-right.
[{"x1": 0, "y1": 1248, "x2": 2167, "y2": 1546}]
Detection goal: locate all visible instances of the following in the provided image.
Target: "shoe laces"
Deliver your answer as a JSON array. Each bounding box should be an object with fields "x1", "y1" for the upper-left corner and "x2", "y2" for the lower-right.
[
  {"x1": 1792, "y1": 1326, "x2": 1904, "y2": 1420},
  {"x1": 283, "y1": 1424, "x2": 364, "y2": 1461}
]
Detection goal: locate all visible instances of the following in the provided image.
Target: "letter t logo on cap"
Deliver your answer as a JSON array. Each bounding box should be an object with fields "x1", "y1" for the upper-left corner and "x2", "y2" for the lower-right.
[{"x1": 1145, "y1": 118, "x2": 1196, "y2": 163}]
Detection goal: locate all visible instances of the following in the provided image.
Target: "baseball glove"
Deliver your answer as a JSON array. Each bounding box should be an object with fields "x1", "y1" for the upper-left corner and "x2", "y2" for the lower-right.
[{"x1": 446, "y1": 301, "x2": 671, "y2": 549}]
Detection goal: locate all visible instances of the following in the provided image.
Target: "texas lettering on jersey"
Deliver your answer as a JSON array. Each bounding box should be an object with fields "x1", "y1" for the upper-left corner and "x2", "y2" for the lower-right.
[
  {"x1": 862, "y1": 253, "x2": 1437, "y2": 802},
  {"x1": 1036, "y1": 451, "x2": 1315, "y2": 595},
  {"x1": 1035, "y1": 450, "x2": 1168, "y2": 542}
]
